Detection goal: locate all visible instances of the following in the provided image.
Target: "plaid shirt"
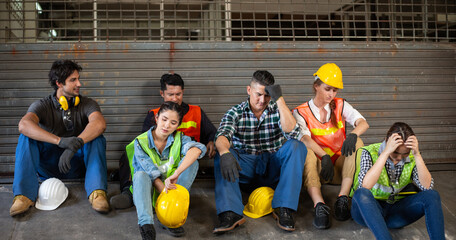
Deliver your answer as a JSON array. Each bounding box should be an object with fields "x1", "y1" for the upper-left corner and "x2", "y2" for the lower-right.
[
  {"x1": 216, "y1": 99, "x2": 301, "y2": 155},
  {"x1": 357, "y1": 141, "x2": 433, "y2": 191}
]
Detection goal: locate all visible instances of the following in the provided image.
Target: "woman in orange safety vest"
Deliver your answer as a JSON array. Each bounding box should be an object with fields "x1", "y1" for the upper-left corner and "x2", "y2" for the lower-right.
[{"x1": 292, "y1": 63, "x2": 369, "y2": 229}]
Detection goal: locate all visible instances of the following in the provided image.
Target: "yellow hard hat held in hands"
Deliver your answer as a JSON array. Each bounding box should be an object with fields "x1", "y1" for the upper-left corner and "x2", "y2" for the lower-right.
[
  {"x1": 314, "y1": 63, "x2": 343, "y2": 89},
  {"x1": 156, "y1": 184, "x2": 190, "y2": 228}
]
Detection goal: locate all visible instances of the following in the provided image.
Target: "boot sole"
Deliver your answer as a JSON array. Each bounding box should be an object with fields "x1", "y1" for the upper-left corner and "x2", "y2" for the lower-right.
[
  {"x1": 159, "y1": 225, "x2": 185, "y2": 237},
  {"x1": 272, "y1": 211, "x2": 295, "y2": 232},
  {"x1": 212, "y1": 217, "x2": 246, "y2": 233},
  {"x1": 312, "y1": 219, "x2": 331, "y2": 229},
  {"x1": 334, "y1": 214, "x2": 351, "y2": 221}
]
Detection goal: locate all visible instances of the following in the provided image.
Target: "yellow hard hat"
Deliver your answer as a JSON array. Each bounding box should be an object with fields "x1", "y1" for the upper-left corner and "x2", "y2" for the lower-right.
[
  {"x1": 313, "y1": 63, "x2": 343, "y2": 89},
  {"x1": 243, "y1": 187, "x2": 274, "y2": 219},
  {"x1": 155, "y1": 184, "x2": 190, "y2": 228}
]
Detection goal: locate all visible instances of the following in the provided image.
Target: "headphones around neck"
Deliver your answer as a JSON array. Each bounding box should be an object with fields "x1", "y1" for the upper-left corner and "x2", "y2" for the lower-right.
[{"x1": 59, "y1": 96, "x2": 80, "y2": 111}]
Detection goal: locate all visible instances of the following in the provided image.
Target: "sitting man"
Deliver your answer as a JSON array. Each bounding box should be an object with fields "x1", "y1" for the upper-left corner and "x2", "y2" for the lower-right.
[
  {"x1": 110, "y1": 73, "x2": 217, "y2": 209},
  {"x1": 10, "y1": 59, "x2": 109, "y2": 216},
  {"x1": 213, "y1": 70, "x2": 307, "y2": 233}
]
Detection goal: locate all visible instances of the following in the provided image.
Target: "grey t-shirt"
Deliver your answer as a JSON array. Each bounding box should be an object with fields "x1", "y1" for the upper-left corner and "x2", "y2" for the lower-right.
[{"x1": 27, "y1": 94, "x2": 101, "y2": 137}]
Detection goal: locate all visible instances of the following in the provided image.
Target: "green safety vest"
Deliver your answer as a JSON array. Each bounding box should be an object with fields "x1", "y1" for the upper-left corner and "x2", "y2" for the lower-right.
[
  {"x1": 126, "y1": 131, "x2": 182, "y2": 207},
  {"x1": 350, "y1": 143, "x2": 415, "y2": 203}
]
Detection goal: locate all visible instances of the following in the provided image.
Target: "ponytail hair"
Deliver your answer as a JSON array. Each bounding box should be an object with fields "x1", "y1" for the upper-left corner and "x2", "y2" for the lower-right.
[{"x1": 314, "y1": 79, "x2": 339, "y2": 129}]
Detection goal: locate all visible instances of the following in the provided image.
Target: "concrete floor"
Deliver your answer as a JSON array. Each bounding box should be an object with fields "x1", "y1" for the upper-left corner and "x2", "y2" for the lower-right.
[{"x1": 1, "y1": 171, "x2": 455, "y2": 240}]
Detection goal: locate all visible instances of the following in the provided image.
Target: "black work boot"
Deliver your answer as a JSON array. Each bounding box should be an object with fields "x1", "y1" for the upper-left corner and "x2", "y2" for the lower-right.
[
  {"x1": 213, "y1": 211, "x2": 246, "y2": 234},
  {"x1": 110, "y1": 188, "x2": 133, "y2": 209},
  {"x1": 313, "y1": 202, "x2": 331, "y2": 229},
  {"x1": 272, "y1": 207, "x2": 295, "y2": 232},
  {"x1": 139, "y1": 224, "x2": 156, "y2": 240},
  {"x1": 334, "y1": 195, "x2": 351, "y2": 221},
  {"x1": 157, "y1": 221, "x2": 186, "y2": 237}
]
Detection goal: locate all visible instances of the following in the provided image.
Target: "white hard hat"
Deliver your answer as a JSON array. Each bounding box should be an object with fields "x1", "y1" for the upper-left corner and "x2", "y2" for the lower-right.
[{"x1": 36, "y1": 178, "x2": 69, "y2": 211}]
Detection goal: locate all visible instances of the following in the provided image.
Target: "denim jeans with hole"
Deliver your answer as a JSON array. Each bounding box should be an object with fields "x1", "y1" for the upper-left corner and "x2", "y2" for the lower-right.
[
  {"x1": 133, "y1": 160, "x2": 199, "y2": 226},
  {"x1": 351, "y1": 187, "x2": 445, "y2": 240}
]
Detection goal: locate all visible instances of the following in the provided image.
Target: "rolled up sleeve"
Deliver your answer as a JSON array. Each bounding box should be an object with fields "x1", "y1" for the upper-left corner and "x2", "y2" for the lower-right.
[
  {"x1": 181, "y1": 134, "x2": 207, "y2": 159},
  {"x1": 215, "y1": 107, "x2": 238, "y2": 142}
]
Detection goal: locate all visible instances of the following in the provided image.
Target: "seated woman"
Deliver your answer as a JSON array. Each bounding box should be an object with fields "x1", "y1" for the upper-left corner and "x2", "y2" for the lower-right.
[
  {"x1": 293, "y1": 63, "x2": 369, "y2": 229},
  {"x1": 350, "y1": 122, "x2": 444, "y2": 240},
  {"x1": 129, "y1": 101, "x2": 206, "y2": 240}
]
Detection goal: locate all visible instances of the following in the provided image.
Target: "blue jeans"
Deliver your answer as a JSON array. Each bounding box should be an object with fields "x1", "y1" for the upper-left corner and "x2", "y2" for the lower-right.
[
  {"x1": 214, "y1": 139, "x2": 307, "y2": 215},
  {"x1": 351, "y1": 188, "x2": 445, "y2": 240},
  {"x1": 13, "y1": 134, "x2": 108, "y2": 201},
  {"x1": 133, "y1": 160, "x2": 199, "y2": 226}
]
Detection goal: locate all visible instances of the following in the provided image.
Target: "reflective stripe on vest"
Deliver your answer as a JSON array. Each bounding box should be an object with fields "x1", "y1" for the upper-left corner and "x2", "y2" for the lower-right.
[
  {"x1": 350, "y1": 143, "x2": 415, "y2": 203},
  {"x1": 126, "y1": 131, "x2": 182, "y2": 207},
  {"x1": 294, "y1": 98, "x2": 346, "y2": 163},
  {"x1": 151, "y1": 105, "x2": 202, "y2": 142}
]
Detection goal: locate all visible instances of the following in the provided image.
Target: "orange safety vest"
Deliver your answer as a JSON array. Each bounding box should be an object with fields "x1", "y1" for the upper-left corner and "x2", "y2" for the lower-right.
[
  {"x1": 294, "y1": 98, "x2": 346, "y2": 163},
  {"x1": 151, "y1": 104, "x2": 202, "y2": 142}
]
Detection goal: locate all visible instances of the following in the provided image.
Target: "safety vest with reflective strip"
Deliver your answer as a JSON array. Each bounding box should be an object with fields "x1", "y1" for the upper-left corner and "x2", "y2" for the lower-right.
[
  {"x1": 350, "y1": 143, "x2": 415, "y2": 203},
  {"x1": 126, "y1": 131, "x2": 182, "y2": 207},
  {"x1": 151, "y1": 105, "x2": 202, "y2": 142},
  {"x1": 294, "y1": 98, "x2": 346, "y2": 163}
]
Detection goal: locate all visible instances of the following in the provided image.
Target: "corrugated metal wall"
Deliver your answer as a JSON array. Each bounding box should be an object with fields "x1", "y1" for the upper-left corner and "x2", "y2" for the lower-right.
[{"x1": 1, "y1": 42, "x2": 455, "y2": 175}]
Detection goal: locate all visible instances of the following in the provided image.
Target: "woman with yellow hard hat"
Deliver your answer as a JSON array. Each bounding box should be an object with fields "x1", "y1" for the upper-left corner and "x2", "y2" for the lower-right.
[
  {"x1": 127, "y1": 101, "x2": 207, "y2": 239},
  {"x1": 292, "y1": 63, "x2": 369, "y2": 229}
]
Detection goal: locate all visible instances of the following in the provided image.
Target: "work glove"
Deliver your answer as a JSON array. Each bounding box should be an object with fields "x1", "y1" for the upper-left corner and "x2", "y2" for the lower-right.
[
  {"x1": 220, "y1": 152, "x2": 242, "y2": 182},
  {"x1": 59, "y1": 149, "x2": 76, "y2": 174},
  {"x1": 58, "y1": 137, "x2": 84, "y2": 152},
  {"x1": 320, "y1": 154, "x2": 334, "y2": 182},
  {"x1": 265, "y1": 85, "x2": 282, "y2": 101},
  {"x1": 341, "y1": 133, "x2": 358, "y2": 157}
]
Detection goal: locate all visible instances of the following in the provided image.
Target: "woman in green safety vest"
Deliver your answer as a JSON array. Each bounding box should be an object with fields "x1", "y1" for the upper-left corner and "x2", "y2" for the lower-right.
[
  {"x1": 350, "y1": 122, "x2": 444, "y2": 240},
  {"x1": 129, "y1": 101, "x2": 207, "y2": 240}
]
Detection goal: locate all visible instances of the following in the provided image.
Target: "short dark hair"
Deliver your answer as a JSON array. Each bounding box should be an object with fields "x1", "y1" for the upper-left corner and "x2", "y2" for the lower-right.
[
  {"x1": 48, "y1": 60, "x2": 82, "y2": 90},
  {"x1": 160, "y1": 73, "x2": 184, "y2": 91},
  {"x1": 386, "y1": 122, "x2": 415, "y2": 142},
  {"x1": 251, "y1": 70, "x2": 275, "y2": 86},
  {"x1": 157, "y1": 101, "x2": 185, "y2": 125}
]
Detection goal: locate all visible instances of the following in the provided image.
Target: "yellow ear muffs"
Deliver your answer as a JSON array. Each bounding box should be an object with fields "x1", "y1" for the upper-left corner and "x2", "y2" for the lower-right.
[
  {"x1": 74, "y1": 96, "x2": 80, "y2": 107},
  {"x1": 59, "y1": 96, "x2": 69, "y2": 111},
  {"x1": 59, "y1": 96, "x2": 80, "y2": 111}
]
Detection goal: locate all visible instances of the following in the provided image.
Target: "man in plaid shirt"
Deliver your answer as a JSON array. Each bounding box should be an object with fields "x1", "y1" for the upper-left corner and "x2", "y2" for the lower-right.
[{"x1": 212, "y1": 70, "x2": 307, "y2": 234}]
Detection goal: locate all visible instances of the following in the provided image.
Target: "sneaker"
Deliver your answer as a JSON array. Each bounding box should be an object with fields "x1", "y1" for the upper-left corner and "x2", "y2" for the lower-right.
[
  {"x1": 10, "y1": 195, "x2": 34, "y2": 217},
  {"x1": 139, "y1": 224, "x2": 156, "y2": 240},
  {"x1": 213, "y1": 211, "x2": 246, "y2": 234},
  {"x1": 334, "y1": 195, "x2": 351, "y2": 221},
  {"x1": 272, "y1": 207, "x2": 295, "y2": 231},
  {"x1": 313, "y1": 202, "x2": 330, "y2": 229},
  {"x1": 110, "y1": 188, "x2": 133, "y2": 209},
  {"x1": 89, "y1": 190, "x2": 110, "y2": 213}
]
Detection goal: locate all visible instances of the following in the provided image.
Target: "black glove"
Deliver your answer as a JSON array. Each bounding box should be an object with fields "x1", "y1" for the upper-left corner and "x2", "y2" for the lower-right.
[
  {"x1": 341, "y1": 133, "x2": 358, "y2": 157},
  {"x1": 220, "y1": 152, "x2": 242, "y2": 182},
  {"x1": 58, "y1": 137, "x2": 84, "y2": 152},
  {"x1": 59, "y1": 149, "x2": 76, "y2": 174},
  {"x1": 265, "y1": 85, "x2": 282, "y2": 101},
  {"x1": 320, "y1": 154, "x2": 334, "y2": 182}
]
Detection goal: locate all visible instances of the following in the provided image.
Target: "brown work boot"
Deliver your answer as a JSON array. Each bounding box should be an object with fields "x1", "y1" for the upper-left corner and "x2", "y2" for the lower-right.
[
  {"x1": 10, "y1": 195, "x2": 34, "y2": 217},
  {"x1": 89, "y1": 190, "x2": 110, "y2": 213}
]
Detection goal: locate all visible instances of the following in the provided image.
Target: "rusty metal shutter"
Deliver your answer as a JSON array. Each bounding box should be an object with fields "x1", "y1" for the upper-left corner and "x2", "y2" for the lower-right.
[{"x1": 0, "y1": 42, "x2": 455, "y2": 175}]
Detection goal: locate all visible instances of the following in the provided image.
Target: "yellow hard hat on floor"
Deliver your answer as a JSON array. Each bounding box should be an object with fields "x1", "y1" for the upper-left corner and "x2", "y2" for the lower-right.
[
  {"x1": 156, "y1": 184, "x2": 190, "y2": 228},
  {"x1": 313, "y1": 63, "x2": 343, "y2": 89},
  {"x1": 243, "y1": 186, "x2": 274, "y2": 219}
]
